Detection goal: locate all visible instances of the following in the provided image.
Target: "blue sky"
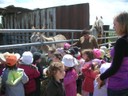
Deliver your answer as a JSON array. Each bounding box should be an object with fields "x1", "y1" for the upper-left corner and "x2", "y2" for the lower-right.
[{"x1": 0, "y1": 0, "x2": 128, "y2": 29}]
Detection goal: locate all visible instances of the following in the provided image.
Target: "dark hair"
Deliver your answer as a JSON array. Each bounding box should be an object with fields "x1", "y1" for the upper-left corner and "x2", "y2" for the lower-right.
[
  {"x1": 33, "y1": 52, "x2": 42, "y2": 63},
  {"x1": 81, "y1": 49, "x2": 94, "y2": 61},
  {"x1": 6, "y1": 64, "x2": 17, "y2": 70},
  {"x1": 53, "y1": 52, "x2": 62, "y2": 60},
  {"x1": 65, "y1": 67, "x2": 74, "y2": 73},
  {"x1": 68, "y1": 46, "x2": 80, "y2": 55},
  {"x1": 81, "y1": 29, "x2": 91, "y2": 35}
]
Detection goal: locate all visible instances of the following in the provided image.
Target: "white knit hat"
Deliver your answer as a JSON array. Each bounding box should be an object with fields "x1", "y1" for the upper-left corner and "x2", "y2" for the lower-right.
[
  {"x1": 62, "y1": 54, "x2": 78, "y2": 67},
  {"x1": 100, "y1": 46, "x2": 107, "y2": 53},
  {"x1": 21, "y1": 51, "x2": 33, "y2": 65}
]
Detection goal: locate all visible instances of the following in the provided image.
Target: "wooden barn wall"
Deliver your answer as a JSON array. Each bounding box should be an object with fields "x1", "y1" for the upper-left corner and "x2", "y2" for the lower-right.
[
  {"x1": 2, "y1": 8, "x2": 56, "y2": 53},
  {"x1": 1, "y1": 3, "x2": 89, "y2": 53},
  {"x1": 2, "y1": 8, "x2": 56, "y2": 44},
  {"x1": 56, "y1": 3, "x2": 89, "y2": 39}
]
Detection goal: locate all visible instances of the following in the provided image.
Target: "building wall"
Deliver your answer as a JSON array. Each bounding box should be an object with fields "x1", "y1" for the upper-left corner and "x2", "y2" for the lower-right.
[
  {"x1": 56, "y1": 3, "x2": 89, "y2": 39},
  {"x1": 1, "y1": 3, "x2": 89, "y2": 53}
]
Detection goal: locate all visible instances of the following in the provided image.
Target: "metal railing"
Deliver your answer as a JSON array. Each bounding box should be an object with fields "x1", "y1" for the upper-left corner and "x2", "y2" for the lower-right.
[{"x1": 0, "y1": 29, "x2": 117, "y2": 51}]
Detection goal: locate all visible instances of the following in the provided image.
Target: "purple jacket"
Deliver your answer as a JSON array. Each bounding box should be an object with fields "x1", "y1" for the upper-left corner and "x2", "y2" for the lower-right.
[
  {"x1": 108, "y1": 47, "x2": 128, "y2": 90},
  {"x1": 63, "y1": 68, "x2": 78, "y2": 96}
]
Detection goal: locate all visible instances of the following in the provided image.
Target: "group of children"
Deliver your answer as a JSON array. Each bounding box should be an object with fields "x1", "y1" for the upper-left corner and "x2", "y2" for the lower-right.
[
  {"x1": 41, "y1": 42, "x2": 112, "y2": 96},
  {"x1": 0, "y1": 42, "x2": 112, "y2": 96},
  {"x1": 0, "y1": 51, "x2": 43, "y2": 96}
]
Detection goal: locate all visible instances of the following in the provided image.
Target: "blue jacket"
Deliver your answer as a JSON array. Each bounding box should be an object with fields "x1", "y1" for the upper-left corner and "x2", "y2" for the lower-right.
[{"x1": 1, "y1": 68, "x2": 28, "y2": 96}]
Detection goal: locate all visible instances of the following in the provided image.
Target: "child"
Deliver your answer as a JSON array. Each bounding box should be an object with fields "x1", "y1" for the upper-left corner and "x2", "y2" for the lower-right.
[
  {"x1": 33, "y1": 52, "x2": 43, "y2": 96},
  {"x1": 62, "y1": 54, "x2": 78, "y2": 96},
  {"x1": 81, "y1": 49, "x2": 100, "y2": 96},
  {"x1": 47, "y1": 48, "x2": 56, "y2": 64},
  {"x1": 93, "y1": 62, "x2": 111, "y2": 96},
  {"x1": 1, "y1": 53, "x2": 29, "y2": 96},
  {"x1": 19, "y1": 51, "x2": 40, "y2": 96},
  {"x1": 64, "y1": 43, "x2": 71, "y2": 50},
  {"x1": 45, "y1": 62, "x2": 65, "y2": 96},
  {"x1": 51, "y1": 51, "x2": 63, "y2": 62},
  {"x1": 93, "y1": 48, "x2": 101, "y2": 59},
  {"x1": 67, "y1": 46, "x2": 85, "y2": 94}
]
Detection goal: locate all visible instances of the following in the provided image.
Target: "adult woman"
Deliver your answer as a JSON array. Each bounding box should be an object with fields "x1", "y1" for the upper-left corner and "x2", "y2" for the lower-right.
[{"x1": 97, "y1": 12, "x2": 128, "y2": 96}]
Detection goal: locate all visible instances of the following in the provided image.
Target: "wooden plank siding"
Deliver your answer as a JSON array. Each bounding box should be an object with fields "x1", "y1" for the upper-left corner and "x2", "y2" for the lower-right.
[
  {"x1": 56, "y1": 3, "x2": 89, "y2": 39},
  {"x1": 1, "y1": 3, "x2": 89, "y2": 53}
]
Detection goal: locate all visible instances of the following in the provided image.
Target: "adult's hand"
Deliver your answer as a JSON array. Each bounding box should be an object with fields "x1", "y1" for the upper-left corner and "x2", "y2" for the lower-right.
[{"x1": 96, "y1": 74, "x2": 104, "y2": 89}]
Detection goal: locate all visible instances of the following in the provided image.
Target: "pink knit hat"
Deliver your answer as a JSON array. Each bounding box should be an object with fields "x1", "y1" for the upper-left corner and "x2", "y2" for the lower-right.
[
  {"x1": 64, "y1": 43, "x2": 71, "y2": 50},
  {"x1": 93, "y1": 48, "x2": 101, "y2": 59}
]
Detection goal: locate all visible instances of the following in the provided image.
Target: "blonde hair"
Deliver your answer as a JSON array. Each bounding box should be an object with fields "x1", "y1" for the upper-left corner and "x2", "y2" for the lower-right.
[{"x1": 114, "y1": 12, "x2": 128, "y2": 36}]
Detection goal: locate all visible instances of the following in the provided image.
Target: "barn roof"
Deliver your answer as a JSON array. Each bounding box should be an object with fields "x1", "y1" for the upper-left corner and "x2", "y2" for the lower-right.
[{"x1": 0, "y1": 5, "x2": 32, "y2": 15}]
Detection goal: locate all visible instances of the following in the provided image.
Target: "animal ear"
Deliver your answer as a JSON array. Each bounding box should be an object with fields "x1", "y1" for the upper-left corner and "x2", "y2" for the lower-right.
[
  {"x1": 42, "y1": 26, "x2": 46, "y2": 29},
  {"x1": 31, "y1": 26, "x2": 37, "y2": 36},
  {"x1": 37, "y1": 32, "x2": 40, "y2": 35},
  {"x1": 32, "y1": 26, "x2": 35, "y2": 29}
]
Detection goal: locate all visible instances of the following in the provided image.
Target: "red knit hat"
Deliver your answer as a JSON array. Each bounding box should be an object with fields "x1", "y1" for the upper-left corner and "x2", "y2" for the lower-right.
[{"x1": 6, "y1": 54, "x2": 17, "y2": 66}]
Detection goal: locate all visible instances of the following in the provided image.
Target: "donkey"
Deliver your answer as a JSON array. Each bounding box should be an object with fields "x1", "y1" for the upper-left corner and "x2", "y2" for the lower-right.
[{"x1": 30, "y1": 27, "x2": 67, "y2": 53}]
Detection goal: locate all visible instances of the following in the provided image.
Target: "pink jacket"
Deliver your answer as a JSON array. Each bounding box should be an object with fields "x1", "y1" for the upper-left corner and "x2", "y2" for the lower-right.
[
  {"x1": 82, "y1": 64, "x2": 98, "y2": 92},
  {"x1": 63, "y1": 68, "x2": 78, "y2": 96}
]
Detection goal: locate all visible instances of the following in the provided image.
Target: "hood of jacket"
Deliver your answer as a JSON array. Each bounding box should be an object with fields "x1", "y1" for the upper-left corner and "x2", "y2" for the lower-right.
[{"x1": 6, "y1": 69, "x2": 23, "y2": 86}]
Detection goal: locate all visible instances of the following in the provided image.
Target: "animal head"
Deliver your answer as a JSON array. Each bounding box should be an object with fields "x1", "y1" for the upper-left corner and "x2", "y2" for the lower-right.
[
  {"x1": 30, "y1": 26, "x2": 66, "y2": 53},
  {"x1": 30, "y1": 26, "x2": 49, "y2": 53},
  {"x1": 30, "y1": 26, "x2": 46, "y2": 42},
  {"x1": 91, "y1": 16, "x2": 103, "y2": 33}
]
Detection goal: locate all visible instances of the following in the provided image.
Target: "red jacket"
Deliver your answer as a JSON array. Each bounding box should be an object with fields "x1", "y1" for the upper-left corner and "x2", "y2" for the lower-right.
[
  {"x1": 19, "y1": 64, "x2": 40, "y2": 94},
  {"x1": 82, "y1": 64, "x2": 98, "y2": 92}
]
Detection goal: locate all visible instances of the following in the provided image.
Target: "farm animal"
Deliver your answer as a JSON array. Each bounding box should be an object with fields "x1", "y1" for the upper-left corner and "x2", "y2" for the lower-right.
[
  {"x1": 30, "y1": 27, "x2": 67, "y2": 53},
  {"x1": 90, "y1": 16, "x2": 104, "y2": 44}
]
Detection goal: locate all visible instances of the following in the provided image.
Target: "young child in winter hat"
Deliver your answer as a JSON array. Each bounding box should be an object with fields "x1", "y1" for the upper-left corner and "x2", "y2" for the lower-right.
[
  {"x1": 93, "y1": 48, "x2": 101, "y2": 59},
  {"x1": 19, "y1": 51, "x2": 40, "y2": 96},
  {"x1": 64, "y1": 43, "x2": 71, "y2": 50},
  {"x1": 20, "y1": 51, "x2": 33, "y2": 65},
  {"x1": 1, "y1": 53, "x2": 29, "y2": 96},
  {"x1": 62, "y1": 54, "x2": 78, "y2": 96}
]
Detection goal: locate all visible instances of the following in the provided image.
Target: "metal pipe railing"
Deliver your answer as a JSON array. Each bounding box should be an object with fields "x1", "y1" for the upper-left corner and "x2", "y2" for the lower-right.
[
  {"x1": 0, "y1": 29, "x2": 82, "y2": 33},
  {"x1": 0, "y1": 29, "x2": 117, "y2": 50},
  {"x1": 97, "y1": 36, "x2": 118, "y2": 40},
  {"x1": 0, "y1": 39, "x2": 79, "y2": 50}
]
